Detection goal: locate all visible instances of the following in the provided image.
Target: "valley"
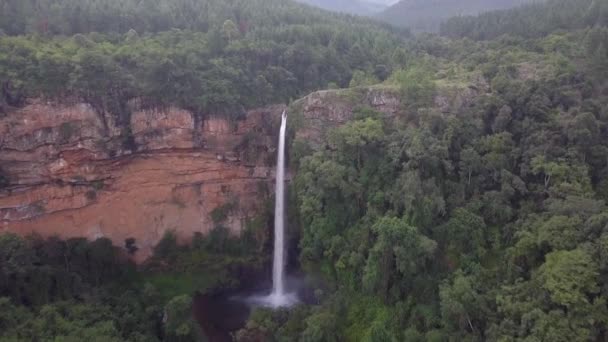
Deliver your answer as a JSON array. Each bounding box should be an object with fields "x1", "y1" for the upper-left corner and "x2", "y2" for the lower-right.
[{"x1": 1, "y1": 0, "x2": 608, "y2": 341}]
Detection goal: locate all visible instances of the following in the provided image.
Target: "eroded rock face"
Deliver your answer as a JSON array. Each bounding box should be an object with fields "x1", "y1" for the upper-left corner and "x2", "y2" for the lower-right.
[
  {"x1": 292, "y1": 87, "x2": 401, "y2": 148},
  {"x1": 0, "y1": 100, "x2": 283, "y2": 259},
  {"x1": 293, "y1": 82, "x2": 487, "y2": 148}
]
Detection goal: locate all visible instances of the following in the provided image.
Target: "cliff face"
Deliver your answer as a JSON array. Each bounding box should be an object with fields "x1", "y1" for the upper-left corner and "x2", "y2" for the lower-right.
[
  {"x1": 0, "y1": 100, "x2": 284, "y2": 259},
  {"x1": 0, "y1": 81, "x2": 481, "y2": 259}
]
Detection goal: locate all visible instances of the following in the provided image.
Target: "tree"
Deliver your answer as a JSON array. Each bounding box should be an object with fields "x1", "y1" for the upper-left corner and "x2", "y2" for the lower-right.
[
  {"x1": 300, "y1": 311, "x2": 339, "y2": 342},
  {"x1": 392, "y1": 65, "x2": 436, "y2": 111},
  {"x1": 349, "y1": 70, "x2": 378, "y2": 88},
  {"x1": 441, "y1": 208, "x2": 487, "y2": 259},
  {"x1": 536, "y1": 215, "x2": 583, "y2": 250},
  {"x1": 440, "y1": 270, "x2": 487, "y2": 338},
  {"x1": 164, "y1": 295, "x2": 204, "y2": 342},
  {"x1": 459, "y1": 148, "x2": 482, "y2": 187},
  {"x1": 153, "y1": 230, "x2": 179, "y2": 262},
  {"x1": 363, "y1": 217, "x2": 436, "y2": 299},
  {"x1": 539, "y1": 249, "x2": 599, "y2": 308},
  {"x1": 221, "y1": 19, "x2": 238, "y2": 42}
]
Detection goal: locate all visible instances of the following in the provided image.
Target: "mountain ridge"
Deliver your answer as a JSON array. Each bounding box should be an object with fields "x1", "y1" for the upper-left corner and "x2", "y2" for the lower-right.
[
  {"x1": 377, "y1": 0, "x2": 537, "y2": 31},
  {"x1": 294, "y1": 0, "x2": 389, "y2": 15}
]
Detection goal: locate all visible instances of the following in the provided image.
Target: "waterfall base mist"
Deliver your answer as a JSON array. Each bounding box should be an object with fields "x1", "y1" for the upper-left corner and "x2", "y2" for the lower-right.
[{"x1": 246, "y1": 291, "x2": 300, "y2": 308}]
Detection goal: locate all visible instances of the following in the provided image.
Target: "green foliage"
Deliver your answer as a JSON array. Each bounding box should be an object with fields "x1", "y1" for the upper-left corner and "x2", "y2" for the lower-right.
[
  {"x1": 540, "y1": 249, "x2": 599, "y2": 307},
  {"x1": 0, "y1": 0, "x2": 408, "y2": 117},
  {"x1": 300, "y1": 311, "x2": 340, "y2": 342},
  {"x1": 391, "y1": 64, "x2": 437, "y2": 111},
  {"x1": 349, "y1": 70, "x2": 379, "y2": 88},
  {"x1": 164, "y1": 295, "x2": 205, "y2": 342},
  {"x1": 153, "y1": 230, "x2": 180, "y2": 262},
  {"x1": 284, "y1": 7, "x2": 608, "y2": 339},
  {"x1": 0, "y1": 229, "x2": 270, "y2": 341},
  {"x1": 363, "y1": 217, "x2": 436, "y2": 299},
  {"x1": 439, "y1": 269, "x2": 488, "y2": 338},
  {"x1": 149, "y1": 226, "x2": 269, "y2": 295},
  {"x1": 0, "y1": 234, "x2": 166, "y2": 341},
  {"x1": 210, "y1": 202, "x2": 236, "y2": 224}
]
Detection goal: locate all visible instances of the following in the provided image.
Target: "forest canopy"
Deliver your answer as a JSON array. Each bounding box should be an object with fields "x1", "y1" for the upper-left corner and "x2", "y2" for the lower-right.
[{"x1": 0, "y1": 0, "x2": 408, "y2": 119}]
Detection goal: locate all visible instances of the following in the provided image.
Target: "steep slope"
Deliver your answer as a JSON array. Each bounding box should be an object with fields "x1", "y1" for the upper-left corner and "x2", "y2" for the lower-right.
[{"x1": 377, "y1": 0, "x2": 536, "y2": 32}]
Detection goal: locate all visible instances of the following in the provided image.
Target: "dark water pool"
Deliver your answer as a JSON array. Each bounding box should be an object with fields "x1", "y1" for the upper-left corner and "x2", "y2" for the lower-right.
[{"x1": 193, "y1": 273, "x2": 315, "y2": 341}]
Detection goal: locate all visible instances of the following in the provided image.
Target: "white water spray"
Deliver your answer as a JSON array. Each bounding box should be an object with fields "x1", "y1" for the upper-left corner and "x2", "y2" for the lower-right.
[{"x1": 272, "y1": 110, "x2": 287, "y2": 299}]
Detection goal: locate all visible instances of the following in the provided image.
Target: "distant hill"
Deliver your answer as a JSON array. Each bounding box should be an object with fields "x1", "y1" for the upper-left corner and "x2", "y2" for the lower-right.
[
  {"x1": 441, "y1": 0, "x2": 608, "y2": 40},
  {"x1": 377, "y1": 0, "x2": 537, "y2": 32},
  {"x1": 294, "y1": 0, "x2": 389, "y2": 16}
]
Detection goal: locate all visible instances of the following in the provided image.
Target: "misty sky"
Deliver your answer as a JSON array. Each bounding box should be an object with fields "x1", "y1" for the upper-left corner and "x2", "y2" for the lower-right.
[{"x1": 367, "y1": 0, "x2": 399, "y2": 4}]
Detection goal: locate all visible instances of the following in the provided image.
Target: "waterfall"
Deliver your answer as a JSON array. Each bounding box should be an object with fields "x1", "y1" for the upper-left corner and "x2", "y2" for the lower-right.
[
  {"x1": 244, "y1": 110, "x2": 296, "y2": 308},
  {"x1": 272, "y1": 110, "x2": 287, "y2": 300}
]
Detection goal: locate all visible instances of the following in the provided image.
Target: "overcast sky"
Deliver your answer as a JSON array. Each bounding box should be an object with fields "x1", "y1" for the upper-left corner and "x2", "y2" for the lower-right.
[{"x1": 366, "y1": 0, "x2": 400, "y2": 5}]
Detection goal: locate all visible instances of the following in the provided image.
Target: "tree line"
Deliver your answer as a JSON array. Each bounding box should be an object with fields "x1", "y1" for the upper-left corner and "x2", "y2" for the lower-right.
[
  {"x1": 0, "y1": 0, "x2": 409, "y2": 126},
  {"x1": 440, "y1": 0, "x2": 608, "y2": 40}
]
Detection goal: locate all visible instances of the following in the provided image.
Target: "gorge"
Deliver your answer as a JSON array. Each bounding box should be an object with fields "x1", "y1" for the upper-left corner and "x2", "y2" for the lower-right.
[{"x1": 2, "y1": 0, "x2": 608, "y2": 340}]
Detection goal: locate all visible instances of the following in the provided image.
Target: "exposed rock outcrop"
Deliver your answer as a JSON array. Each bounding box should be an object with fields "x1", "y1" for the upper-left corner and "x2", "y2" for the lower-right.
[
  {"x1": 291, "y1": 87, "x2": 401, "y2": 148},
  {"x1": 291, "y1": 82, "x2": 485, "y2": 148},
  {"x1": 0, "y1": 100, "x2": 283, "y2": 259}
]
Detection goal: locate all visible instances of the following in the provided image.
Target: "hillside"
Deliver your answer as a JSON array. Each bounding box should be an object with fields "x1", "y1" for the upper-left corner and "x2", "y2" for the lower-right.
[
  {"x1": 377, "y1": 0, "x2": 535, "y2": 32},
  {"x1": 441, "y1": 0, "x2": 608, "y2": 39},
  {"x1": 294, "y1": 0, "x2": 388, "y2": 16}
]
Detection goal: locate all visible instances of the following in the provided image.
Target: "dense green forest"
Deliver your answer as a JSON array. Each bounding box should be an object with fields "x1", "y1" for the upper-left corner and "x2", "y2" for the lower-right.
[
  {"x1": 0, "y1": 227, "x2": 267, "y2": 341},
  {"x1": 2, "y1": 0, "x2": 608, "y2": 341},
  {"x1": 0, "y1": 0, "x2": 407, "y2": 123}
]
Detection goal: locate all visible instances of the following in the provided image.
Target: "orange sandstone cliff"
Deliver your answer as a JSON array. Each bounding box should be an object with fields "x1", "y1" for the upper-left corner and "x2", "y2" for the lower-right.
[{"x1": 0, "y1": 100, "x2": 284, "y2": 259}]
